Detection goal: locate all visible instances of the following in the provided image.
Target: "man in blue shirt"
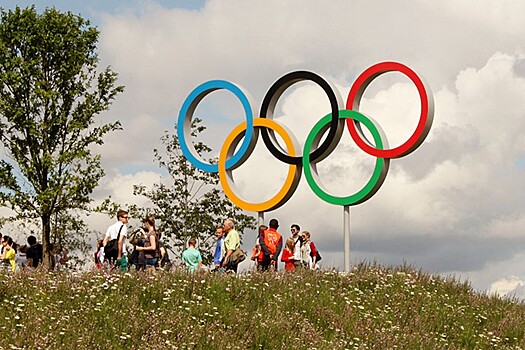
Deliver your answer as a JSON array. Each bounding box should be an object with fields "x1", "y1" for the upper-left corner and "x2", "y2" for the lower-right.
[{"x1": 213, "y1": 225, "x2": 225, "y2": 271}]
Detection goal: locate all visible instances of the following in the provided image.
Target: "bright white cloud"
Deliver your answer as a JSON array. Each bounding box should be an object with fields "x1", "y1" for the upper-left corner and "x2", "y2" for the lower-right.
[{"x1": 491, "y1": 276, "x2": 525, "y2": 298}]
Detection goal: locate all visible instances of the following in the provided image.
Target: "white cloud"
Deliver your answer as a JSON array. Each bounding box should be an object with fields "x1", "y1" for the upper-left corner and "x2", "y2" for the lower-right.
[
  {"x1": 490, "y1": 276, "x2": 525, "y2": 296},
  {"x1": 96, "y1": 170, "x2": 161, "y2": 207}
]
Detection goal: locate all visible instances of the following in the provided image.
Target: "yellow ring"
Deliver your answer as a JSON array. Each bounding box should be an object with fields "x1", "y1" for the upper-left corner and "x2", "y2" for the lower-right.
[{"x1": 219, "y1": 118, "x2": 298, "y2": 212}]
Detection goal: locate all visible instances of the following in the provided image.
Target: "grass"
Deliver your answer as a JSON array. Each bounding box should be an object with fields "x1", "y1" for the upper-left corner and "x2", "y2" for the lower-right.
[{"x1": 1, "y1": 263, "x2": 525, "y2": 349}]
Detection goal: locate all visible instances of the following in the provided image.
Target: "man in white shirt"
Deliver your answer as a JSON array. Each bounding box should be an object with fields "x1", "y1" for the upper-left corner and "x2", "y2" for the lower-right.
[{"x1": 103, "y1": 209, "x2": 129, "y2": 271}]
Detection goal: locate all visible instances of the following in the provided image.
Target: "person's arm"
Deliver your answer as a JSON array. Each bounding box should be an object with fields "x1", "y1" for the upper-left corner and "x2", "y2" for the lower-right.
[
  {"x1": 117, "y1": 236, "x2": 124, "y2": 259},
  {"x1": 214, "y1": 243, "x2": 222, "y2": 267},
  {"x1": 197, "y1": 251, "x2": 203, "y2": 270},
  {"x1": 310, "y1": 242, "x2": 317, "y2": 267},
  {"x1": 138, "y1": 233, "x2": 157, "y2": 252},
  {"x1": 129, "y1": 229, "x2": 140, "y2": 245},
  {"x1": 26, "y1": 248, "x2": 34, "y2": 266},
  {"x1": 281, "y1": 249, "x2": 288, "y2": 263},
  {"x1": 103, "y1": 235, "x2": 109, "y2": 247},
  {"x1": 259, "y1": 232, "x2": 271, "y2": 256},
  {"x1": 222, "y1": 249, "x2": 234, "y2": 267},
  {"x1": 274, "y1": 237, "x2": 283, "y2": 261},
  {"x1": 221, "y1": 235, "x2": 233, "y2": 267}
]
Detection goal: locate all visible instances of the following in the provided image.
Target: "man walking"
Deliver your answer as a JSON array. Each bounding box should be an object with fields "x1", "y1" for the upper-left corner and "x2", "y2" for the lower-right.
[
  {"x1": 221, "y1": 218, "x2": 241, "y2": 273},
  {"x1": 103, "y1": 209, "x2": 129, "y2": 271},
  {"x1": 260, "y1": 219, "x2": 283, "y2": 271},
  {"x1": 213, "y1": 225, "x2": 225, "y2": 271}
]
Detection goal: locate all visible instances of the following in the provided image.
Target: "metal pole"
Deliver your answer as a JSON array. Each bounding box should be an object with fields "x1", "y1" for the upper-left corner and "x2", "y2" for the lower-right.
[
  {"x1": 344, "y1": 205, "x2": 350, "y2": 272},
  {"x1": 258, "y1": 212, "x2": 264, "y2": 226}
]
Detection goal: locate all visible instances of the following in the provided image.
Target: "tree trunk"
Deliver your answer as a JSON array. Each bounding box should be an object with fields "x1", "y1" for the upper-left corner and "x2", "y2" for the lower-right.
[{"x1": 42, "y1": 213, "x2": 52, "y2": 269}]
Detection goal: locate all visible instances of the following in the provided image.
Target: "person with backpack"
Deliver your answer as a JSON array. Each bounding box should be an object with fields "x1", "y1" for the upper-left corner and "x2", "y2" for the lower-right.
[
  {"x1": 301, "y1": 231, "x2": 321, "y2": 270},
  {"x1": 103, "y1": 209, "x2": 129, "y2": 271},
  {"x1": 26, "y1": 235, "x2": 43, "y2": 268},
  {"x1": 221, "y1": 219, "x2": 241, "y2": 273},
  {"x1": 259, "y1": 219, "x2": 283, "y2": 271},
  {"x1": 158, "y1": 240, "x2": 171, "y2": 270}
]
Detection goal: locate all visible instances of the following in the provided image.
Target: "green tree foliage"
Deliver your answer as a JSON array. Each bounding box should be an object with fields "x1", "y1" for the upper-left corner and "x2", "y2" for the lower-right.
[
  {"x1": 0, "y1": 6, "x2": 123, "y2": 267},
  {"x1": 103, "y1": 119, "x2": 256, "y2": 265}
]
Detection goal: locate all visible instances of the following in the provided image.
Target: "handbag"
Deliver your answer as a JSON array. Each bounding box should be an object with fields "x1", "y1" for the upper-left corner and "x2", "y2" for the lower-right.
[
  {"x1": 230, "y1": 247, "x2": 246, "y2": 265},
  {"x1": 310, "y1": 242, "x2": 322, "y2": 262},
  {"x1": 104, "y1": 224, "x2": 124, "y2": 261}
]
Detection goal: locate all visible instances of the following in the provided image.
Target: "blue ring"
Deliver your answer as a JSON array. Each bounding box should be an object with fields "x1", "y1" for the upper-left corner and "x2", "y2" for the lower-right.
[{"x1": 177, "y1": 80, "x2": 255, "y2": 173}]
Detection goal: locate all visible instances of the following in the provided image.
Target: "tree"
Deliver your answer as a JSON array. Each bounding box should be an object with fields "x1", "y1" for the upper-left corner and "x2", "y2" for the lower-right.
[
  {"x1": 102, "y1": 118, "x2": 256, "y2": 265},
  {"x1": 0, "y1": 6, "x2": 124, "y2": 267},
  {"x1": 49, "y1": 209, "x2": 95, "y2": 269}
]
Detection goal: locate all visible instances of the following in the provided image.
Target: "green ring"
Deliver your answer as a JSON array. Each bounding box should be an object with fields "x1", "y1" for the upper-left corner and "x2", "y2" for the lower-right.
[{"x1": 303, "y1": 110, "x2": 387, "y2": 206}]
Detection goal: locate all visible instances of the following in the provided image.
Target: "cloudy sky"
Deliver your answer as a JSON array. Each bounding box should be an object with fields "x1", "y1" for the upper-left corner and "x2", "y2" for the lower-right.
[{"x1": 4, "y1": 0, "x2": 525, "y2": 297}]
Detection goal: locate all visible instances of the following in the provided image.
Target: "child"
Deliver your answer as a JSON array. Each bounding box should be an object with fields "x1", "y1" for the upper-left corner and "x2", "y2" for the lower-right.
[
  {"x1": 251, "y1": 242, "x2": 262, "y2": 270},
  {"x1": 94, "y1": 239, "x2": 104, "y2": 270},
  {"x1": 253, "y1": 224, "x2": 267, "y2": 271},
  {"x1": 182, "y1": 237, "x2": 202, "y2": 273},
  {"x1": 281, "y1": 237, "x2": 296, "y2": 272}
]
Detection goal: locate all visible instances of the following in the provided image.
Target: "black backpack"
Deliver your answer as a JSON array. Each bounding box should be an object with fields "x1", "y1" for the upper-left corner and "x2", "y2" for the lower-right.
[{"x1": 104, "y1": 224, "x2": 124, "y2": 262}]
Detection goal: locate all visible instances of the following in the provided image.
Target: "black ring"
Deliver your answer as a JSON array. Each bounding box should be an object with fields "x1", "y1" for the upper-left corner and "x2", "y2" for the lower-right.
[{"x1": 260, "y1": 71, "x2": 342, "y2": 165}]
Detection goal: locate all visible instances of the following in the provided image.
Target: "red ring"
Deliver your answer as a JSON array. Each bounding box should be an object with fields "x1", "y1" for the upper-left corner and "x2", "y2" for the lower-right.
[{"x1": 346, "y1": 61, "x2": 434, "y2": 159}]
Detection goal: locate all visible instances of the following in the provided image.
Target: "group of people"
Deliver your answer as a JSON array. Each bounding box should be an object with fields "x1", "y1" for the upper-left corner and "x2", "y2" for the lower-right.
[
  {"x1": 2, "y1": 211, "x2": 321, "y2": 275},
  {"x1": 0, "y1": 232, "x2": 67, "y2": 272},
  {"x1": 94, "y1": 210, "x2": 171, "y2": 272},
  {"x1": 250, "y1": 219, "x2": 320, "y2": 272},
  {"x1": 96, "y1": 211, "x2": 321, "y2": 274},
  {"x1": 214, "y1": 218, "x2": 321, "y2": 273}
]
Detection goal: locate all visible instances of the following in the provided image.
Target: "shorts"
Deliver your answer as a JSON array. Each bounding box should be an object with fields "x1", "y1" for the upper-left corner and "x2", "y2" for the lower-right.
[
  {"x1": 116, "y1": 256, "x2": 128, "y2": 272},
  {"x1": 146, "y1": 257, "x2": 157, "y2": 268}
]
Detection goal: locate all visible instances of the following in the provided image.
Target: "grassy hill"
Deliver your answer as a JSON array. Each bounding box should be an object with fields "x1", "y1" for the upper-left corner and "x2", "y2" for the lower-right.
[{"x1": 1, "y1": 263, "x2": 524, "y2": 349}]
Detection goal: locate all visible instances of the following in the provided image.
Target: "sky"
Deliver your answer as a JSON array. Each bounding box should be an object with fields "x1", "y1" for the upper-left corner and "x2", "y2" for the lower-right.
[{"x1": 2, "y1": 0, "x2": 525, "y2": 298}]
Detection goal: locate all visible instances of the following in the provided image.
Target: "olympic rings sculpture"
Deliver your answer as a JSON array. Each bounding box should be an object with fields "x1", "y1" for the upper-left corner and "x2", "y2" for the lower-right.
[{"x1": 178, "y1": 62, "x2": 434, "y2": 212}]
